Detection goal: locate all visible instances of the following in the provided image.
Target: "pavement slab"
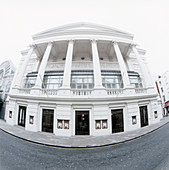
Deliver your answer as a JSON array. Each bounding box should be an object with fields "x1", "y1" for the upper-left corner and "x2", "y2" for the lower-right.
[{"x1": 0, "y1": 117, "x2": 169, "y2": 148}]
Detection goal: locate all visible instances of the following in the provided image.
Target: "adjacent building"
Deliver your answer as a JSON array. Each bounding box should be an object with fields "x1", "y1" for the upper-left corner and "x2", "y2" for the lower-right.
[
  {"x1": 0, "y1": 60, "x2": 15, "y2": 119},
  {"x1": 156, "y1": 71, "x2": 169, "y2": 116},
  {"x1": 6, "y1": 23, "x2": 162, "y2": 136}
]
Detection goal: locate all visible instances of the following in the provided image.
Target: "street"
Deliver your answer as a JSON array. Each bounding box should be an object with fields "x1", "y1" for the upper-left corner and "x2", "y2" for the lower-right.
[{"x1": 1, "y1": 123, "x2": 169, "y2": 170}]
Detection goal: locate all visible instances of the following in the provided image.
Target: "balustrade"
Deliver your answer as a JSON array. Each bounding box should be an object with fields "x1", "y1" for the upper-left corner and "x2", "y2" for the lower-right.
[
  {"x1": 19, "y1": 88, "x2": 31, "y2": 94},
  {"x1": 71, "y1": 89, "x2": 93, "y2": 96},
  {"x1": 41, "y1": 89, "x2": 58, "y2": 95},
  {"x1": 135, "y1": 88, "x2": 147, "y2": 94},
  {"x1": 107, "y1": 88, "x2": 124, "y2": 95},
  {"x1": 17, "y1": 87, "x2": 147, "y2": 96}
]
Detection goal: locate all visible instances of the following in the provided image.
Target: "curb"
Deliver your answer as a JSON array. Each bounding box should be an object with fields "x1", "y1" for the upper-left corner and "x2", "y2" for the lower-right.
[{"x1": 1, "y1": 121, "x2": 169, "y2": 149}]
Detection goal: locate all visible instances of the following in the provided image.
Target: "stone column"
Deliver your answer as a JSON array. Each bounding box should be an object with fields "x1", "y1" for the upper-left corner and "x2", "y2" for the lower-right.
[
  {"x1": 113, "y1": 42, "x2": 131, "y2": 88},
  {"x1": 34, "y1": 42, "x2": 53, "y2": 88},
  {"x1": 14, "y1": 45, "x2": 35, "y2": 88},
  {"x1": 131, "y1": 45, "x2": 153, "y2": 88},
  {"x1": 91, "y1": 40, "x2": 103, "y2": 88},
  {"x1": 62, "y1": 40, "x2": 74, "y2": 88}
]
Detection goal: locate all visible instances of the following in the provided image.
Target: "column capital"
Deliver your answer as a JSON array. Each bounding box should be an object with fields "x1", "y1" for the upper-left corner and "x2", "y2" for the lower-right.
[
  {"x1": 48, "y1": 41, "x2": 54, "y2": 46},
  {"x1": 91, "y1": 39, "x2": 98, "y2": 44},
  {"x1": 29, "y1": 44, "x2": 36, "y2": 48},
  {"x1": 130, "y1": 43, "x2": 137, "y2": 48},
  {"x1": 68, "y1": 39, "x2": 74, "y2": 44},
  {"x1": 112, "y1": 41, "x2": 118, "y2": 45}
]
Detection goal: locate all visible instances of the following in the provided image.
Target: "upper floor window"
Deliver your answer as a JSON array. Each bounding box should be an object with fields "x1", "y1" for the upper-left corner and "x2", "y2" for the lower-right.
[
  {"x1": 129, "y1": 77, "x2": 142, "y2": 88},
  {"x1": 25, "y1": 77, "x2": 36, "y2": 88},
  {"x1": 71, "y1": 71, "x2": 94, "y2": 89},
  {"x1": 101, "y1": 71, "x2": 123, "y2": 89},
  {"x1": 161, "y1": 87, "x2": 164, "y2": 93},
  {"x1": 43, "y1": 75, "x2": 63, "y2": 89}
]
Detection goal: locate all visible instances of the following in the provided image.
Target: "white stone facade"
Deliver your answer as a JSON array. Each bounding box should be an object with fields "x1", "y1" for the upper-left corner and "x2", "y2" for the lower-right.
[
  {"x1": 156, "y1": 71, "x2": 169, "y2": 116},
  {"x1": 6, "y1": 23, "x2": 162, "y2": 136}
]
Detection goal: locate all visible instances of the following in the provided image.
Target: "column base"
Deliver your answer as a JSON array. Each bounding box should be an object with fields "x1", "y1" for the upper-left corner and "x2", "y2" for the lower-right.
[
  {"x1": 57, "y1": 87, "x2": 71, "y2": 96},
  {"x1": 124, "y1": 86, "x2": 135, "y2": 95},
  {"x1": 30, "y1": 87, "x2": 41, "y2": 95},
  {"x1": 93, "y1": 87, "x2": 107, "y2": 96}
]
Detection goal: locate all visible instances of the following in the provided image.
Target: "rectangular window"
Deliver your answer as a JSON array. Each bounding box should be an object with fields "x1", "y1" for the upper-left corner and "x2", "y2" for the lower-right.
[
  {"x1": 71, "y1": 71, "x2": 94, "y2": 89},
  {"x1": 132, "y1": 116, "x2": 137, "y2": 125},
  {"x1": 25, "y1": 77, "x2": 36, "y2": 88},
  {"x1": 64, "y1": 120, "x2": 69, "y2": 129},
  {"x1": 154, "y1": 111, "x2": 158, "y2": 119},
  {"x1": 95, "y1": 120, "x2": 101, "y2": 129},
  {"x1": 43, "y1": 75, "x2": 63, "y2": 89},
  {"x1": 57, "y1": 120, "x2": 69, "y2": 129},
  {"x1": 29, "y1": 116, "x2": 34, "y2": 124},
  {"x1": 129, "y1": 76, "x2": 142, "y2": 88},
  {"x1": 101, "y1": 71, "x2": 123, "y2": 89},
  {"x1": 57, "y1": 120, "x2": 63, "y2": 129},
  {"x1": 102, "y1": 120, "x2": 108, "y2": 129}
]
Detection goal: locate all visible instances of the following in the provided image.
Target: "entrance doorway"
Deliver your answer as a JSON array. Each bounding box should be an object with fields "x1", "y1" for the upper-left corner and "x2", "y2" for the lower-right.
[
  {"x1": 42, "y1": 109, "x2": 54, "y2": 133},
  {"x1": 111, "y1": 109, "x2": 124, "y2": 133},
  {"x1": 140, "y1": 106, "x2": 149, "y2": 127},
  {"x1": 75, "y1": 111, "x2": 89, "y2": 135},
  {"x1": 18, "y1": 106, "x2": 27, "y2": 127}
]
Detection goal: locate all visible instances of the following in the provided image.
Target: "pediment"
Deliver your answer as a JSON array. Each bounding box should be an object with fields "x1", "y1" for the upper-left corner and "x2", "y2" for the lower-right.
[{"x1": 33, "y1": 22, "x2": 133, "y2": 40}]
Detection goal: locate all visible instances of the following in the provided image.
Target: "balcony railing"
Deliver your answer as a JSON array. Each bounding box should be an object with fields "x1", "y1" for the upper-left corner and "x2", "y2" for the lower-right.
[
  {"x1": 17, "y1": 87, "x2": 149, "y2": 97},
  {"x1": 71, "y1": 89, "x2": 93, "y2": 96},
  {"x1": 106, "y1": 88, "x2": 124, "y2": 95},
  {"x1": 19, "y1": 88, "x2": 31, "y2": 94},
  {"x1": 135, "y1": 88, "x2": 147, "y2": 94},
  {"x1": 41, "y1": 89, "x2": 57, "y2": 95}
]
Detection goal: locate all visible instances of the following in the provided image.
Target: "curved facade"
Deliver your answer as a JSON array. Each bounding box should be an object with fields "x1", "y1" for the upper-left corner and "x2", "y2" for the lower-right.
[{"x1": 6, "y1": 23, "x2": 162, "y2": 136}]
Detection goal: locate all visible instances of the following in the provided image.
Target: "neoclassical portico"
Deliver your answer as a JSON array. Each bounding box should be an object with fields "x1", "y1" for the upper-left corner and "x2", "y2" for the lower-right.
[{"x1": 12, "y1": 39, "x2": 153, "y2": 95}]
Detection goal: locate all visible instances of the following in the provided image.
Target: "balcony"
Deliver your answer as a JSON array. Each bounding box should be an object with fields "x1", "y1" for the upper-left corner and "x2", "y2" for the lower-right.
[{"x1": 15, "y1": 87, "x2": 152, "y2": 98}]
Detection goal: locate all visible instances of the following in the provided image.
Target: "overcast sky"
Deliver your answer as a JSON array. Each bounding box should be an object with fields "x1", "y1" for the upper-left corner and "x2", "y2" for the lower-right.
[{"x1": 0, "y1": 0, "x2": 169, "y2": 77}]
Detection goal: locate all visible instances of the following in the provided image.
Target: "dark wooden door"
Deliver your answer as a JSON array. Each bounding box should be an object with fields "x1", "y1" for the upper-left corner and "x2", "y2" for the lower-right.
[
  {"x1": 42, "y1": 109, "x2": 54, "y2": 133},
  {"x1": 112, "y1": 109, "x2": 124, "y2": 133},
  {"x1": 140, "y1": 106, "x2": 149, "y2": 127},
  {"x1": 75, "y1": 111, "x2": 89, "y2": 135},
  {"x1": 18, "y1": 106, "x2": 27, "y2": 127}
]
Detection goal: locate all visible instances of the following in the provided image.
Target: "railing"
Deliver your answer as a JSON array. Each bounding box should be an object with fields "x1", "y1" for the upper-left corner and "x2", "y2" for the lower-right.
[
  {"x1": 17, "y1": 88, "x2": 148, "y2": 97},
  {"x1": 135, "y1": 88, "x2": 147, "y2": 94},
  {"x1": 41, "y1": 89, "x2": 57, "y2": 95},
  {"x1": 71, "y1": 89, "x2": 93, "y2": 96},
  {"x1": 106, "y1": 88, "x2": 124, "y2": 95}
]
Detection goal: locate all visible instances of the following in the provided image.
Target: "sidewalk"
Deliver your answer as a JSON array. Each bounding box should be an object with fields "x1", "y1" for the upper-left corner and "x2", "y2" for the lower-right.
[{"x1": 0, "y1": 117, "x2": 169, "y2": 148}]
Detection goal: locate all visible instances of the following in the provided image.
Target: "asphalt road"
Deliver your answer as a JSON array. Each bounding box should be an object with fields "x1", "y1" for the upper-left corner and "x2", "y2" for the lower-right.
[{"x1": 1, "y1": 123, "x2": 169, "y2": 170}]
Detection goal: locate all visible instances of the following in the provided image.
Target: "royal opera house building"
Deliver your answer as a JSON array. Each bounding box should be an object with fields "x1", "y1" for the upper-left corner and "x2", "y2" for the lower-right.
[{"x1": 6, "y1": 23, "x2": 162, "y2": 136}]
